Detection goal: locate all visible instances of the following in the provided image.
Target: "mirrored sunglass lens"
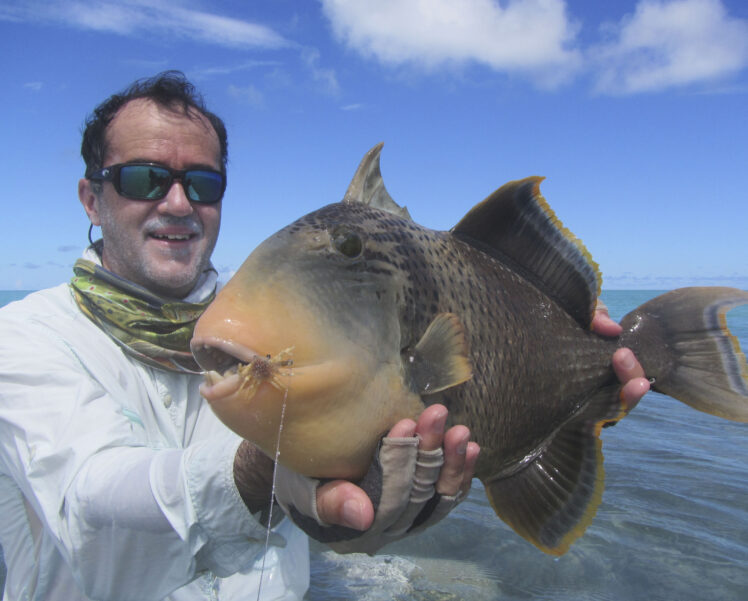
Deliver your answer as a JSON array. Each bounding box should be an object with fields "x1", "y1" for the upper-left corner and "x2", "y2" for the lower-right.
[
  {"x1": 184, "y1": 171, "x2": 224, "y2": 203},
  {"x1": 119, "y1": 165, "x2": 172, "y2": 199}
]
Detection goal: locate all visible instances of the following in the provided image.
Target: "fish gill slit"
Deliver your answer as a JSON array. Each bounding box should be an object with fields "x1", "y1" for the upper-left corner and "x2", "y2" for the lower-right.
[{"x1": 256, "y1": 355, "x2": 291, "y2": 601}]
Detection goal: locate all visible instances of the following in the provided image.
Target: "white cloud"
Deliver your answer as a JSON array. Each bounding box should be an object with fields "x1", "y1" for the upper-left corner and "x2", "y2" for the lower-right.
[
  {"x1": 168, "y1": 6, "x2": 286, "y2": 48},
  {"x1": 4, "y1": 0, "x2": 287, "y2": 49},
  {"x1": 592, "y1": 0, "x2": 748, "y2": 94},
  {"x1": 0, "y1": 3, "x2": 27, "y2": 22},
  {"x1": 227, "y1": 84, "x2": 265, "y2": 107},
  {"x1": 7, "y1": 0, "x2": 747, "y2": 96},
  {"x1": 320, "y1": 0, "x2": 582, "y2": 87},
  {"x1": 301, "y1": 47, "x2": 341, "y2": 95},
  {"x1": 190, "y1": 60, "x2": 282, "y2": 80}
]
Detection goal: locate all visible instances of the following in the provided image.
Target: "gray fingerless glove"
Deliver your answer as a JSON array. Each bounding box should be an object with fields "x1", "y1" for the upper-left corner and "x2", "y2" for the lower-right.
[{"x1": 273, "y1": 436, "x2": 465, "y2": 555}]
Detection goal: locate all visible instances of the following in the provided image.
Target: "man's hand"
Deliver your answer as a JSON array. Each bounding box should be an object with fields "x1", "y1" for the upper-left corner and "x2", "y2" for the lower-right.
[
  {"x1": 315, "y1": 405, "x2": 479, "y2": 530},
  {"x1": 593, "y1": 301, "x2": 650, "y2": 412},
  {"x1": 234, "y1": 404, "x2": 479, "y2": 542}
]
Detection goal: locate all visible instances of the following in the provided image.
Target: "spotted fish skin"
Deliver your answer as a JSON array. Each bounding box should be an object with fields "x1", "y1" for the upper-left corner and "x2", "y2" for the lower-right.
[
  {"x1": 282, "y1": 200, "x2": 616, "y2": 476},
  {"x1": 192, "y1": 144, "x2": 748, "y2": 556}
]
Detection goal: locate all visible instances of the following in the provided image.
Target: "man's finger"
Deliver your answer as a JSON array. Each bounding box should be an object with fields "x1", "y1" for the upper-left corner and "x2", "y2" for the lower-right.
[
  {"x1": 434, "y1": 425, "x2": 469, "y2": 496},
  {"x1": 613, "y1": 347, "x2": 649, "y2": 412},
  {"x1": 592, "y1": 301, "x2": 623, "y2": 337},
  {"x1": 413, "y1": 404, "x2": 448, "y2": 451},
  {"x1": 621, "y1": 377, "x2": 650, "y2": 413},
  {"x1": 387, "y1": 417, "x2": 416, "y2": 439},
  {"x1": 462, "y1": 443, "x2": 480, "y2": 492},
  {"x1": 315, "y1": 480, "x2": 374, "y2": 531},
  {"x1": 613, "y1": 347, "x2": 646, "y2": 381}
]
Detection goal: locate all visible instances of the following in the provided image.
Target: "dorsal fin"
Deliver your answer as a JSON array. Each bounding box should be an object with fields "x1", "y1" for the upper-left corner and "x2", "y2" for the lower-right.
[
  {"x1": 343, "y1": 143, "x2": 412, "y2": 220},
  {"x1": 451, "y1": 177, "x2": 601, "y2": 328}
]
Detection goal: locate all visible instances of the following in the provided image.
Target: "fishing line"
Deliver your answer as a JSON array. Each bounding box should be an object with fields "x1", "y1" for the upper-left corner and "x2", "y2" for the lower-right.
[{"x1": 256, "y1": 388, "x2": 288, "y2": 601}]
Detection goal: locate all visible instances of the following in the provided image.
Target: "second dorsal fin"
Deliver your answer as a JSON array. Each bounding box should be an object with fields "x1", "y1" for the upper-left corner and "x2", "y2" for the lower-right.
[{"x1": 451, "y1": 177, "x2": 601, "y2": 328}]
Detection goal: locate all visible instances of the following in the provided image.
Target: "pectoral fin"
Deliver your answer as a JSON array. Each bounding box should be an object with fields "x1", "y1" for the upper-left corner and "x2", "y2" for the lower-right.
[{"x1": 402, "y1": 313, "x2": 473, "y2": 396}]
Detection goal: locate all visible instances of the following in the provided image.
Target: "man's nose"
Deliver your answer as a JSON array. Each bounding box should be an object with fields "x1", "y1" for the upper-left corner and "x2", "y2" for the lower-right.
[{"x1": 158, "y1": 179, "x2": 194, "y2": 216}]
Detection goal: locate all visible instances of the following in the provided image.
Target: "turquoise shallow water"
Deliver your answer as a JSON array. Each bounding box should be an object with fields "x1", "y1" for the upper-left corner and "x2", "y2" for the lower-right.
[
  {"x1": 1, "y1": 290, "x2": 747, "y2": 600},
  {"x1": 0, "y1": 291, "x2": 34, "y2": 306}
]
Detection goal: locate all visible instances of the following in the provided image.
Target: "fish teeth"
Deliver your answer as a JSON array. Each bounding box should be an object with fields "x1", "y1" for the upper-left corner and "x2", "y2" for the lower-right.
[
  {"x1": 202, "y1": 364, "x2": 240, "y2": 386},
  {"x1": 204, "y1": 370, "x2": 222, "y2": 385},
  {"x1": 223, "y1": 364, "x2": 239, "y2": 377}
]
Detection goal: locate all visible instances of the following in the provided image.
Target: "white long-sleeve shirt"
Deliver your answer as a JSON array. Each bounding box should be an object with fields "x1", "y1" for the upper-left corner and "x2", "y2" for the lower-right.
[{"x1": 0, "y1": 284, "x2": 309, "y2": 600}]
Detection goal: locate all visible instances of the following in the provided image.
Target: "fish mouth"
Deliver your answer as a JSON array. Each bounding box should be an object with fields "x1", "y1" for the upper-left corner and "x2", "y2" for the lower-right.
[
  {"x1": 191, "y1": 337, "x2": 265, "y2": 401},
  {"x1": 192, "y1": 333, "x2": 360, "y2": 408},
  {"x1": 191, "y1": 336, "x2": 258, "y2": 372}
]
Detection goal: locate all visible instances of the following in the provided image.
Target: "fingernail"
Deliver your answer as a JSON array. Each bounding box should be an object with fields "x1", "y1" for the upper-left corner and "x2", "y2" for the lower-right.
[
  {"x1": 431, "y1": 410, "x2": 448, "y2": 434},
  {"x1": 456, "y1": 439, "x2": 468, "y2": 455},
  {"x1": 621, "y1": 351, "x2": 636, "y2": 370},
  {"x1": 342, "y1": 500, "x2": 365, "y2": 530}
]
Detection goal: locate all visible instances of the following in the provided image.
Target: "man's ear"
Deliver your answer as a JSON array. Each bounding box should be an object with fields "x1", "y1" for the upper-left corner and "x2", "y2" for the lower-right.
[{"x1": 78, "y1": 178, "x2": 101, "y2": 226}]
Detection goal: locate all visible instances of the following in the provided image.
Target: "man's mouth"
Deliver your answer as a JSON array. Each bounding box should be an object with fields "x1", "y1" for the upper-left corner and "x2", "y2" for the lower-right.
[
  {"x1": 151, "y1": 233, "x2": 195, "y2": 241},
  {"x1": 146, "y1": 218, "x2": 202, "y2": 243}
]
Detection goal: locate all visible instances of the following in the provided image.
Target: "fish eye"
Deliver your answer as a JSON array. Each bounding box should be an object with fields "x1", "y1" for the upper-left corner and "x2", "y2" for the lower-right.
[{"x1": 331, "y1": 228, "x2": 363, "y2": 258}]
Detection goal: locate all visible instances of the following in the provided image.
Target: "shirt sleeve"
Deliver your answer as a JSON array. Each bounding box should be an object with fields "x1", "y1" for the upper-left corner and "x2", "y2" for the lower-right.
[{"x1": 0, "y1": 292, "x2": 277, "y2": 601}]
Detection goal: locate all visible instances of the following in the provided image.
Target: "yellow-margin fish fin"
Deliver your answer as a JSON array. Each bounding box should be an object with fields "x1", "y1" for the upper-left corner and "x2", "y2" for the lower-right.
[
  {"x1": 483, "y1": 384, "x2": 626, "y2": 556},
  {"x1": 621, "y1": 287, "x2": 748, "y2": 422},
  {"x1": 451, "y1": 177, "x2": 601, "y2": 329},
  {"x1": 402, "y1": 312, "x2": 473, "y2": 395}
]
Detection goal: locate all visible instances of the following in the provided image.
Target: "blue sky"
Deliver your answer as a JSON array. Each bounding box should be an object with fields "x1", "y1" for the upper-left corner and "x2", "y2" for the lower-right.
[{"x1": 1, "y1": 0, "x2": 746, "y2": 291}]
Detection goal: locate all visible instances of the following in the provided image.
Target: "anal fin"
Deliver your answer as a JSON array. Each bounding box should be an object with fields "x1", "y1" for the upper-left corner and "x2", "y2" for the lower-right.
[{"x1": 484, "y1": 385, "x2": 626, "y2": 555}]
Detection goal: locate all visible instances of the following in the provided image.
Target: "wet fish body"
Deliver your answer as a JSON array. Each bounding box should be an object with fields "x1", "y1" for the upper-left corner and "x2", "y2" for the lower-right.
[{"x1": 192, "y1": 144, "x2": 748, "y2": 555}]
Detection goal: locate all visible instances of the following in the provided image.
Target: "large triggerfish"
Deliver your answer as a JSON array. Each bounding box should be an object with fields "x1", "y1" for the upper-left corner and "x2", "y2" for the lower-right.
[{"x1": 192, "y1": 144, "x2": 748, "y2": 555}]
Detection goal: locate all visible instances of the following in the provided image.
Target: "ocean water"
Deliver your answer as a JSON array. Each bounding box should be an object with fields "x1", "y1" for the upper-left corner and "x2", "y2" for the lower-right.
[
  {"x1": 0, "y1": 290, "x2": 34, "y2": 306},
  {"x1": 1, "y1": 290, "x2": 746, "y2": 600}
]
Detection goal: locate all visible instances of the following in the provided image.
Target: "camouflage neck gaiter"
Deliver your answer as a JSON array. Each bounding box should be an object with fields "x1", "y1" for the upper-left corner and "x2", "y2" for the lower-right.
[{"x1": 70, "y1": 258, "x2": 214, "y2": 374}]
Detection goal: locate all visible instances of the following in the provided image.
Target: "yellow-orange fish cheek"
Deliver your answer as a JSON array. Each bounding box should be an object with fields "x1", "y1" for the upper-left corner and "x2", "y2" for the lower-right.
[
  {"x1": 193, "y1": 252, "x2": 425, "y2": 478},
  {"x1": 192, "y1": 286, "x2": 386, "y2": 476},
  {"x1": 271, "y1": 361, "x2": 424, "y2": 479},
  {"x1": 202, "y1": 353, "x2": 395, "y2": 479}
]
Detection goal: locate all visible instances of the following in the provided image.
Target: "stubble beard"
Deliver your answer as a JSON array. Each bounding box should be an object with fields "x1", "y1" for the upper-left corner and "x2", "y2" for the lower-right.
[{"x1": 99, "y1": 213, "x2": 215, "y2": 298}]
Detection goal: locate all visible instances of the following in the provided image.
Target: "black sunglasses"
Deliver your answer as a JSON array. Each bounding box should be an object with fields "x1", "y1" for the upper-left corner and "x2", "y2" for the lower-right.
[{"x1": 88, "y1": 162, "x2": 226, "y2": 204}]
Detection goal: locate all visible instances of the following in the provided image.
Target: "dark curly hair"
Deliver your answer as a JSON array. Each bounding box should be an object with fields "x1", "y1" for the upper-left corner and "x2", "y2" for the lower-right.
[{"x1": 81, "y1": 70, "x2": 228, "y2": 178}]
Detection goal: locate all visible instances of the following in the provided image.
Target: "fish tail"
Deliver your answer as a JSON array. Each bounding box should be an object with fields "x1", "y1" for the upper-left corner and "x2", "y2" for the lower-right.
[{"x1": 621, "y1": 287, "x2": 748, "y2": 422}]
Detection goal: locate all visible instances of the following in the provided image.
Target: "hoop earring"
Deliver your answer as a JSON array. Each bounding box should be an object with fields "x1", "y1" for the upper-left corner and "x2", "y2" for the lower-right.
[{"x1": 88, "y1": 223, "x2": 96, "y2": 246}]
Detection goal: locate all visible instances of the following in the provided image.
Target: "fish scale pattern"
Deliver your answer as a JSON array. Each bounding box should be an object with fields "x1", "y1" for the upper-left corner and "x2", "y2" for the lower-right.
[{"x1": 288, "y1": 202, "x2": 618, "y2": 480}]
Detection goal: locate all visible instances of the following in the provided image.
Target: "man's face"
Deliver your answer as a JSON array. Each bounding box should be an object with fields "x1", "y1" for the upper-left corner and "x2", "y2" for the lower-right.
[{"x1": 78, "y1": 98, "x2": 222, "y2": 298}]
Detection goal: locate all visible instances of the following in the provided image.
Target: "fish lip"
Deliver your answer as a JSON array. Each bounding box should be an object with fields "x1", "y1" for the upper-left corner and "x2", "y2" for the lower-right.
[
  {"x1": 191, "y1": 337, "x2": 265, "y2": 402},
  {"x1": 190, "y1": 336, "x2": 261, "y2": 373},
  {"x1": 199, "y1": 370, "x2": 242, "y2": 403}
]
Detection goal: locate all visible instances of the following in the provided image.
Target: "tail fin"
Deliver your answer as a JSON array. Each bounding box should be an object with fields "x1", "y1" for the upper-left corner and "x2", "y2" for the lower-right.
[{"x1": 620, "y1": 287, "x2": 748, "y2": 422}]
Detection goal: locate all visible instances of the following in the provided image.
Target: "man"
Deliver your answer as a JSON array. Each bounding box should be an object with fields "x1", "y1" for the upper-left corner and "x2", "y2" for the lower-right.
[{"x1": 0, "y1": 72, "x2": 648, "y2": 600}]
